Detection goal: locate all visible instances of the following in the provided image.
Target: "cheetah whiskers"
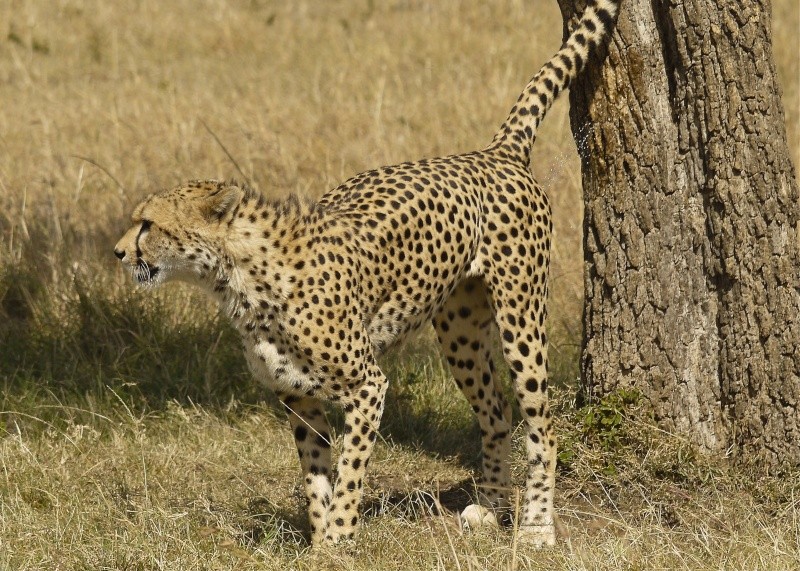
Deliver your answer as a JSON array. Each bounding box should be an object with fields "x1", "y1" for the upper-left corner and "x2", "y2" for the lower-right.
[{"x1": 133, "y1": 260, "x2": 151, "y2": 285}]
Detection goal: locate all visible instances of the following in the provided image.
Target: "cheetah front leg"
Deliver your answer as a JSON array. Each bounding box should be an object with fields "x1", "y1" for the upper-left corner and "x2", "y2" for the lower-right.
[
  {"x1": 280, "y1": 394, "x2": 334, "y2": 545},
  {"x1": 324, "y1": 368, "x2": 388, "y2": 544}
]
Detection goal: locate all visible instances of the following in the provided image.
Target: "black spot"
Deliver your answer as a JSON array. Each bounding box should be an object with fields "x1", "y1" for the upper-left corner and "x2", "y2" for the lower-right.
[{"x1": 596, "y1": 8, "x2": 614, "y2": 32}]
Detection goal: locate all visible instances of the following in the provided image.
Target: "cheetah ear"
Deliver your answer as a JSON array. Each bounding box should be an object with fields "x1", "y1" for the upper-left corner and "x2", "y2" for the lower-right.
[{"x1": 201, "y1": 185, "x2": 243, "y2": 222}]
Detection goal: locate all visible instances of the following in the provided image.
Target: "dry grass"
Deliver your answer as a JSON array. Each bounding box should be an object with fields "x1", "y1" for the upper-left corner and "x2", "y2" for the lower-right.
[
  {"x1": 0, "y1": 0, "x2": 798, "y2": 569},
  {"x1": 2, "y1": 379, "x2": 799, "y2": 570}
]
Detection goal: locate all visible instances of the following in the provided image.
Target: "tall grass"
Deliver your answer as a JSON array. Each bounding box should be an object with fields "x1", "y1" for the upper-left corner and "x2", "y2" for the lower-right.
[{"x1": 0, "y1": 0, "x2": 798, "y2": 569}]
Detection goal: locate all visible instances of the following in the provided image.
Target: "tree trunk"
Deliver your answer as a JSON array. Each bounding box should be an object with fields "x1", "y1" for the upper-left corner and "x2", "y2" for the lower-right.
[{"x1": 557, "y1": 0, "x2": 800, "y2": 468}]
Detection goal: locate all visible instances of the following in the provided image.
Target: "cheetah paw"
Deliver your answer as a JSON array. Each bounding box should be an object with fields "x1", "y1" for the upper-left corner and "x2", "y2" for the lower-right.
[
  {"x1": 460, "y1": 504, "x2": 498, "y2": 531},
  {"x1": 516, "y1": 524, "x2": 556, "y2": 547}
]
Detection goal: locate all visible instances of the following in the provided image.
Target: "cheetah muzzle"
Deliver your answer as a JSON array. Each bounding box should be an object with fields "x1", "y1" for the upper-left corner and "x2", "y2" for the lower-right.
[{"x1": 114, "y1": 0, "x2": 621, "y2": 548}]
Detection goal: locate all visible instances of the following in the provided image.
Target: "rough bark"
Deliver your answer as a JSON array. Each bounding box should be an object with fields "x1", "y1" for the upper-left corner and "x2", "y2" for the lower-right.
[{"x1": 557, "y1": 0, "x2": 800, "y2": 467}]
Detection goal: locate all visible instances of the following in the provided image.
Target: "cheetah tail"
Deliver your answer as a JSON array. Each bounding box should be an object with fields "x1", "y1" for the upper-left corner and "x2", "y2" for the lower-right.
[{"x1": 489, "y1": 0, "x2": 621, "y2": 163}]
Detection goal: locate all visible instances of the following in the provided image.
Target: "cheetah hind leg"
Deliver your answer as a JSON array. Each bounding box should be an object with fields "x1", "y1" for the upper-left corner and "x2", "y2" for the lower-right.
[
  {"x1": 490, "y1": 277, "x2": 557, "y2": 547},
  {"x1": 433, "y1": 278, "x2": 513, "y2": 531}
]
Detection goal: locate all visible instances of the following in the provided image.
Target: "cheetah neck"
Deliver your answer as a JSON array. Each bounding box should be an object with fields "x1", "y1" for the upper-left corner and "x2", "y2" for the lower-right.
[{"x1": 210, "y1": 194, "x2": 312, "y2": 326}]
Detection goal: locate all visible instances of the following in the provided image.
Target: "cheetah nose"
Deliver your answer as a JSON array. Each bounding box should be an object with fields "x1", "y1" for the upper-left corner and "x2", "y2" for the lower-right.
[{"x1": 114, "y1": 248, "x2": 126, "y2": 260}]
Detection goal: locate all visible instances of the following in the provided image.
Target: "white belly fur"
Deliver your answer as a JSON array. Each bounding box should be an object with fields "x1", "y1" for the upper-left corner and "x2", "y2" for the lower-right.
[{"x1": 245, "y1": 340, "x2": 318, "y2": 395}]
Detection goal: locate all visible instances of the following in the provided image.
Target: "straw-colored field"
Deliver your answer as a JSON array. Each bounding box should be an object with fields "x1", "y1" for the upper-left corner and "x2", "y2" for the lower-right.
[{"x1": 1, "y1": 1, "x2": 798, "y2": 569}]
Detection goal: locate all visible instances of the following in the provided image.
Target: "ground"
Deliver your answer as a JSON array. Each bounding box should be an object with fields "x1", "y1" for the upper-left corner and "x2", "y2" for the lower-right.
[{"x1": 0, "y1": 0, "x2": 798, "y2": 569}]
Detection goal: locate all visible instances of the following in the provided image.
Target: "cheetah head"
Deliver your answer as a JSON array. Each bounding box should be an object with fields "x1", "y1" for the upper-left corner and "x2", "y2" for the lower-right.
[{"x1": 114, "y1": 180, "x2": 243, "y2": 287}]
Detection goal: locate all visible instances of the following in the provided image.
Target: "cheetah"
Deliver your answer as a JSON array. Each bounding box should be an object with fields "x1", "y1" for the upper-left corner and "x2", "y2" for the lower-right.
[{"x1": 114, "y1": 0, "x2": 620, "y2": 547}]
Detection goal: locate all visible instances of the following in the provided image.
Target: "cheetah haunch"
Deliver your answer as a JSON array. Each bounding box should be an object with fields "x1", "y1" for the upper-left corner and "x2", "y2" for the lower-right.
[{"x1": 115, "y1": 0, "x2": 620, "y2": 546}]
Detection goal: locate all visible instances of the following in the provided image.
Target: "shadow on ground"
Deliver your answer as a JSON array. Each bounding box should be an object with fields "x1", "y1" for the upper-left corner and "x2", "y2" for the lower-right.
[{"x1": 237, "y1": 478, "x2": 482, "y2": 549}]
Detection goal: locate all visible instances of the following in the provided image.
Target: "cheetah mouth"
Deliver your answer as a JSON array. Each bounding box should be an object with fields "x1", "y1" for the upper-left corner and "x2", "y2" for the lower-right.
[{"x1": 133, "y1": 262, "x2": 160, "y2": 285}]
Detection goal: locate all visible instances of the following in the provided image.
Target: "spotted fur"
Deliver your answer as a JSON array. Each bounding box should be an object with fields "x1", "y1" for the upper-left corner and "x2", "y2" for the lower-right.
[{"x1": 115, "y1": 0, "x2": 620, "y2": 546}]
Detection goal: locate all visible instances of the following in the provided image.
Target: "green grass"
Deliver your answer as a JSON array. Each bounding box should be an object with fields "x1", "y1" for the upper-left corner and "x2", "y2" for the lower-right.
[{"x1": 1, "y1": 0, "x2": 799, "y2": 568}]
